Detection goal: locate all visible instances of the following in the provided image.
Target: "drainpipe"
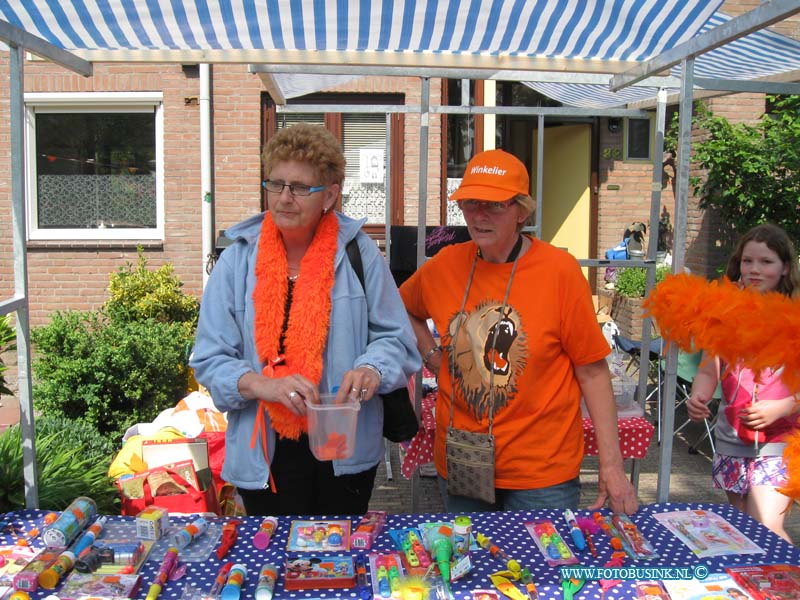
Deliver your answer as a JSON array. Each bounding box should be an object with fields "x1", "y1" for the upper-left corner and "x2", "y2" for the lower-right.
[{"x1": 200, "y1": 63, "x2": 213, "y2": 288}]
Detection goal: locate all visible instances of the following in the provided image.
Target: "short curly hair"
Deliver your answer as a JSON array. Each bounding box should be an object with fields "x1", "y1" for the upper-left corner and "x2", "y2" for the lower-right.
[{"x1": 262, "y1": 123, "x2": 346, "y2": 185}]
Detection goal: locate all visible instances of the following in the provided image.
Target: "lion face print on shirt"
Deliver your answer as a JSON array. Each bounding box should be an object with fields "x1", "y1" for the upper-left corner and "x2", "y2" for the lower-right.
[{"x1": 444, "y1": 299, "x2": 527, "y2": 420}]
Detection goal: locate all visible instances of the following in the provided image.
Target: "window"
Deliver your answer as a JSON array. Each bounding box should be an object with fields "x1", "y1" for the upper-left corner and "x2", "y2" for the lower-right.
[
  {"x1": 625, "y1": 117, "x2": 653, "y2": 161},
  {"x1": 25, "y1": 92, "x2": 164, "y2": 241}
]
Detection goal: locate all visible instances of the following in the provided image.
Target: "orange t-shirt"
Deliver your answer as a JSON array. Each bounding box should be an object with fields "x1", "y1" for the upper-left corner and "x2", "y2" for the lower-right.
[{"x1": 400, "y1": 238, "x2": 609, "y2": 489}]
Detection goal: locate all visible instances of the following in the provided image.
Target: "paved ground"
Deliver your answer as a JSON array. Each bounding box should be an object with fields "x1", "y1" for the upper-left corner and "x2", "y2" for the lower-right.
[{"x1": 369, "y1": 402, "x2": 800, "y2": 544}]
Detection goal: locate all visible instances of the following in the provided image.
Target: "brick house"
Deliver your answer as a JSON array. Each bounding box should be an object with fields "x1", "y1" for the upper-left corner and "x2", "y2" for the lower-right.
[{"x1": 0, "y1": 1, "x2": 798, "y2": 329}]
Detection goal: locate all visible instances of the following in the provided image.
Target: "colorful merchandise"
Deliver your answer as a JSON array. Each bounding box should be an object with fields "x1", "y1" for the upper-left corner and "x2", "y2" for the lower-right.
[
  {"x1": 284, "y1": 555, "x2": 355, "y2": 590},
  {"x1": 653, "y1": 510, "x2": 764, "y2": 558},
  {"x1": 253, "y1": 517, "x2": 278, "y2": 550},
  {"x1": 42, "y1": 497, "x2": 97, "y2": 548},
  {"x1": 661, "y1": 571, "x2": 754, "y2": 600},
  {"x1": 524, "y1": 520, "x2": 578, "y2": 567},
  {"x1": 57, "y1": 572, "x2": 141, "y2": 600},
  {"x1": 287, "y1": 520, "x2": 351, "y2": 552},
  {"x1": 255, "y1": 563, "x2": 278, "y2": 600},
  {"x1": 352, "y1": 511, "x2": 387, "y2": 550},
  {"x1": 726, "y1": 564, "x2": 800, "y2": 600},
  {"x1": 220, "y1": 563, "x2": 247, "y2": 600}
]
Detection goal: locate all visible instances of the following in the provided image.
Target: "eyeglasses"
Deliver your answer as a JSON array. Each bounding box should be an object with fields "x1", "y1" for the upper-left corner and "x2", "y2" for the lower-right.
[
  {"x1": 262, "y1": 179, "x2": 326, "y2": 196},
  {"x1": 458, "y1": 199, "x2": 516, "y2": 214}
]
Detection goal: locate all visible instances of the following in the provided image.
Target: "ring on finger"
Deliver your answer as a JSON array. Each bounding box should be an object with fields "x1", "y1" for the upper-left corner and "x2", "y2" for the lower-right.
[{"x1": 289, "y1": 391, "x2": 298, "y2": 400}]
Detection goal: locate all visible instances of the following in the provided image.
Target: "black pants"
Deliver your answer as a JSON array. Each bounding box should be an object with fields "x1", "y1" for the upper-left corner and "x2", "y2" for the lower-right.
[{"x1": 238, "y1": 434, "x2": 378, "y2": 516}]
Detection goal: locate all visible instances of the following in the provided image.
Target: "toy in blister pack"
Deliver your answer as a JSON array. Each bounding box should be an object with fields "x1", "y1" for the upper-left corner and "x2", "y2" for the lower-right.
[
  {"x1": 634, "y1": 580, "x2": 669, "y2": 599},
  {"x1": 610, "y1": 514, "x2": 658, "y2": 560},
  {"x1": 387, "y1": 528, "x2": 431, "y2": 575},
  {"x1": 287, "y1": 520, "x2": 351, "y2": 552},
  {"x1": 368, "y1": 551, "x2": 405, "y2": 598},
  {"x1": 351, "y1": 511, "x2": 387, "y2": 550},
  {"x1": 523, "y1": 520, "x2": 578, "y2": 566},
  {"x1": 284, "y1": 554, "x2": 355, "y2": 590}
]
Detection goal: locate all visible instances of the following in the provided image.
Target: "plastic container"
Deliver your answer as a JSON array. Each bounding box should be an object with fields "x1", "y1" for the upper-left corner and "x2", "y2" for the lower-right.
[
  {"x1": 612, "y1": 376, "x2": 637, "y2": 411},
  {"x1": 305, "y1": 394, "x2": 360, "y2": 461}
]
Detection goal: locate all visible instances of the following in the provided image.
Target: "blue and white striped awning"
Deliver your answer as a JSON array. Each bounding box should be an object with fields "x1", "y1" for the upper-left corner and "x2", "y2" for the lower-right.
[
  {"x1": 526, "y1": 11, "x2": 800, "y2": 109},
  {"x1": 1, "y1": 0, "x2": 723, "y2": 68}
]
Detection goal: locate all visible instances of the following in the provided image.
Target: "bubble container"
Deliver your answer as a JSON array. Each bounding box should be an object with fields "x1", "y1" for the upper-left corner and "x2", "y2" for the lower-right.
[{"x1": 42, "y1": 497, "x2": 97, "y2": 548}]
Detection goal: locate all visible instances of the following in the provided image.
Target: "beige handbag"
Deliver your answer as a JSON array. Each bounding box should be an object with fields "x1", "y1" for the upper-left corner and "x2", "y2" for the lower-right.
[{"x1": 445, "y1": 427, "x2": 496, "y2": 504}]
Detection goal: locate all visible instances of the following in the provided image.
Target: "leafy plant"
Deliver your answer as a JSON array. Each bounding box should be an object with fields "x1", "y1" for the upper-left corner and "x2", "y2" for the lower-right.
[
  {"x1": 32, "y1": 312, "x2": 194, "y2": 439},
  {"x1": 0, "y1": 415, "x2": 118, "y2": 513},
  {"x1": 666, "y1": 97, "x2": 800, "y2": 247},
  {"x1": 0, "y1": 314, "x2": 16, "y2": 397},
  {"x1": 105, "y1": 248, "x2": 199, "y2": 326},
  {"x1": 614, "y1": 265, "x2": 670, "y2": 298},
  {"x1": 32, "y1": 251, "x2": 199, "y2": 439}
]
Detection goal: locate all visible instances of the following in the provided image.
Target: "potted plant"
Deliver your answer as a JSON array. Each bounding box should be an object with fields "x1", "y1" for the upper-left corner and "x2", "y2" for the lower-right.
[{"x1": 610, "y1": 265, "x2": 670, "y2": 340}]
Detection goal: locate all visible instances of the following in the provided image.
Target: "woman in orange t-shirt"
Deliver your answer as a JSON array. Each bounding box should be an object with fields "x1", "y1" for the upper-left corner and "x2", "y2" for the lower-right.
[{"x1": 400, "y1": 149, "x2": 638, "y2": 515}]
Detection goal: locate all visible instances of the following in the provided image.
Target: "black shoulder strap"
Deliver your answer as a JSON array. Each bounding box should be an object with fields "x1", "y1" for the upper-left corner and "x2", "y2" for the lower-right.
[{"x1": 346, "y1": 238, "x2": 365, "y2": 293}]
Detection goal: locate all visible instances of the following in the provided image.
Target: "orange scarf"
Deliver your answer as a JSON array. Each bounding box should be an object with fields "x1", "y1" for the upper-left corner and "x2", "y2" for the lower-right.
[{"x1": 250, "y1": 211, "x2": 339, "y2": 449}]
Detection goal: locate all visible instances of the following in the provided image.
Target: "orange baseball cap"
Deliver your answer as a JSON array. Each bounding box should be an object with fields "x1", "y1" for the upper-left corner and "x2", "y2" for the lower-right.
[{"x1": 449, "y1": 149, "x2": 530, "y2": 202}]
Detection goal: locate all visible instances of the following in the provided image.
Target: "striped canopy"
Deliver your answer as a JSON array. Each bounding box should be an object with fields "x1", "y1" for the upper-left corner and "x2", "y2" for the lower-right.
[{"x1": 2, "y1": 0, "x2": 723, "y2": 66}]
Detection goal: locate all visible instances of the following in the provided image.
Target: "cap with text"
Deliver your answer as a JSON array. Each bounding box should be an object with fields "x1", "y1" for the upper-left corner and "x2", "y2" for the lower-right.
[{"x1": 449, "y1": 149, "x2": 530, "y2": 202}]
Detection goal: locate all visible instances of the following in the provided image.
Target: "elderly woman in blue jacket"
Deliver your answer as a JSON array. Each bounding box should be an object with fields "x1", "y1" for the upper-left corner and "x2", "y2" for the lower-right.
[{"x1": 191, "y1": 124, "x2": 420, "y2": 516}]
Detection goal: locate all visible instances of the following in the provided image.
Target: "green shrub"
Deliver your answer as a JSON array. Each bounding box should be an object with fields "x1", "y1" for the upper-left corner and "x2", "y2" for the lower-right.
[
  {"x1": 32, "y1": 251, "x2": 198, "y2": 438},
  {"x1": 0, "y1": 415, "x2": 118, "y2": 513},
  {"x1": 105, "y1": 249, "x2": 199, "y2": 326},
  {"x1": 32, "y1": 312, "x2": 194, "y2": 439},
  {"x1": 614, "y1": 265, "x2": 670, "y2": 298}
]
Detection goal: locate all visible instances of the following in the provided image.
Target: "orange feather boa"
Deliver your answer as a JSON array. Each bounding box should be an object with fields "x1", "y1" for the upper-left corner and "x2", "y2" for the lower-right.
[
  {"x1": 250, "y1": 211, "x2": 338, "y2": 442},
  {"x1": 643, "y1": 273, "x2": 800, "y2": 391},
  {"x1": 645, "y1": 273, "x2": 800, "y2": 504}
]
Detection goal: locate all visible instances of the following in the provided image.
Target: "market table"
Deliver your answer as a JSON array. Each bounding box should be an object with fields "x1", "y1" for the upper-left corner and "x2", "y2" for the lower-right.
[
  {"x1": 2, "y1": 502, "x2": 796, "y2": 600},
  {"x1": 401, "y1": 392, "x2": 655, "y2": 489}
]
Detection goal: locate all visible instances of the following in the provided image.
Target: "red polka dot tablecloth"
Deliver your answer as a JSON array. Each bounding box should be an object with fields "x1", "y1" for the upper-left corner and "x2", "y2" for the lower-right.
[
  {"x1": 582, "y1": 416, "x2": 655, "y2": 460},
  {"x1": 400, "y1": 396, "x2": 655, "y2": 477}
]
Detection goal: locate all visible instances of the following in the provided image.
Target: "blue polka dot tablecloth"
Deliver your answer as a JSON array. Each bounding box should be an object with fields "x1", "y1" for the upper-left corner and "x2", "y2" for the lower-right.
[{"x1": 1, "y1": 503, "x2": 798, "y2": 600}]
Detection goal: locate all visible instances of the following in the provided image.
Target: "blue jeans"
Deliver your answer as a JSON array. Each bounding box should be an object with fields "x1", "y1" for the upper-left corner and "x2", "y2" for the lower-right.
[{"x1": 437, "y1": 476, "x2": 581, "y2": 513}]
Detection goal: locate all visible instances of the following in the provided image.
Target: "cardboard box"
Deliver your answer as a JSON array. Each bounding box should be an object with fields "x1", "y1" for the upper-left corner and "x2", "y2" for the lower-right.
[
  {"x1": 135, "y1": 506, "x2": 170, "y2": 541},
  {"x1": 141, "y1": 438, "x2": 212, "y2": 491}
]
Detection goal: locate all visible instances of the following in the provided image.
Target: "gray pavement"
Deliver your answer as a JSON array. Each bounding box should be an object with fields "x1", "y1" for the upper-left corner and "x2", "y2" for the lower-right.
[{"x1": 369, "y1": 404, "x2": 800, "y2": 544}]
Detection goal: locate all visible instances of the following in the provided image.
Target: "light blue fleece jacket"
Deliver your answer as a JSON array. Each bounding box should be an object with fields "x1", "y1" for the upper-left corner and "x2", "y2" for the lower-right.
[{"x1": 190, "y1": 211, "x2": 421, "y2": 490}]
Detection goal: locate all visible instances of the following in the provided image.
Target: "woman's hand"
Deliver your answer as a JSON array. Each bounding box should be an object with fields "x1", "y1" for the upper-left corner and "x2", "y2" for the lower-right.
[
  {"x1": 335, "y1": 365, "x2": 382, "y2": 404},
  {"x1": 738, "y1": 396, "x2": 796, "y2": 430},
  {"x1": 687, "y1": 393, "x2": 712, "y2": 422},
  {"x1": 238, "y1": 371, "x2": 318, "y2": 416}
]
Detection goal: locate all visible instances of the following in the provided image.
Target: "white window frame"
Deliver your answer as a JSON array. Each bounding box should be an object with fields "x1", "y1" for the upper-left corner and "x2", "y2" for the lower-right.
[{"x1": 24, "y1": 92, "x2": 165, "y2": 241}]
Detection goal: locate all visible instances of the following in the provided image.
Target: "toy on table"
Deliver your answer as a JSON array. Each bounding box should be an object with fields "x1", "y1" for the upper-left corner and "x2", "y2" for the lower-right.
[
  {"x1": 652, "y1": 510, "x2": 764, "y2": 558},
  {"x1": 611, "y1": 514, "x2": 658, "y2": 559},
  {"x1": 37, "y1": 549, "x2": 75, "y2": 589},
  {"x1": 253, "y1": 517, "x2": 278, "y2": 550},
  {"x1": 576, "y1": 516, "x2": 598, "y2": 558},
  {"x1": 72, "y1": 516, "x2": 107, "y2": 559},
  {"x1": 489, "y1": 574, "x2": 526, "y2": 600},
  {"x1": 287, "y1": 520, "x2": 351, "y2": 552},
  {"x1": 475, "y1": 533, "x2": 520, "y2": 572},
  {"x1": 57, "y1": 572, "x2": 142, "y2": 600},
  {"x1": 208, "y1": 562, "x2": 233, "y2": 598},
  {"x1": 633, "y1": 580, "x2": 669, "y2": 599},
  {"x1": 472, "y1": 589, "x2": 500, "y2": 600},
  {"x1": 136, "y1": 507, "x2": 169, "y2": 541},
  {"x1": 75, "y1": 540, "x2": 148, "y2": 574},
  {"x1": 144, "y1": 546, "x2": 179, "y2": 600},
  {"x1": 519, "y1": 568, "x2": 539, "y2": 600},
  {"x1": 421, "y1": 524, "x2": 452, "y2": 594},
  {"x1": 561, "y1": 576, "x2": 584, "y2": 600},
  {"x1": 220, "y1": 563, "x2": 247, "y2": 600},
  {"x1": 523, "y1": 521, "x2": 578, "y2": 567},
  {"x1": 352, "y1": 511, "x2": 387, "y2": 550},
  {"x1": 255, "y1": 563, "x2": 278, "y2": 600},
  {"x1": 562, "y1": 510, "x2": 586, "y2": 552},
  {"x1": 591, "y1": 512, "x2": 625, "y2": 553},
  {"x1": 171, "y1": 518, "x2": 208, "y2": 549},
  {"x1": 216, "y1": 520, "x2": 240, "y2": 559},
  {"x1": 12, "y1": 548, "x2": 61, "y2": 592},
  {"x1": 388, "y1": 528, "x2": 431, "y2": 574},
  {"x1": 42, "y1": 496, "x2": 97, "y2": 548},
  {"x1": 369, "y1": 552, "x2": 404, "y2": 599},
  {"x1": 283, "y1": 555, "x2": 355, "y2": 590},
  {"x1": 451, "y1": 517, "x2": 471, "y2": 561},
  {"x1": 354, "y1": 554, "x2": 371, "y2": 600}
]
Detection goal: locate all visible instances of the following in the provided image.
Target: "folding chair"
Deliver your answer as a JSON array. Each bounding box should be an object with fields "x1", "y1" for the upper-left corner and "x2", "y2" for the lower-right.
[
  {"x1": 672, "y1": 350, "x2": 721, "y2": 454},
  {"x1": 613, "y1": 334, "x2": 664, "y2": 418}
]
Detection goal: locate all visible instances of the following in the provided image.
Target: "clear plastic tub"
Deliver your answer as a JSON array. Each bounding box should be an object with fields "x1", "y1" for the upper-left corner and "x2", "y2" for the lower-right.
[{"x1": 305, "y1": 394, "x2": 360, "y2": 461}]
